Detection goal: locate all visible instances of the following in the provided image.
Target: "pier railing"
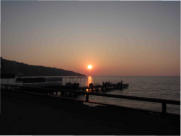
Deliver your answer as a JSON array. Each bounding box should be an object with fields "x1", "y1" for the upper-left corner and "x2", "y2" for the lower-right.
[{"x1": 2, "y1": 84, "x2": 180, "y2": 114}]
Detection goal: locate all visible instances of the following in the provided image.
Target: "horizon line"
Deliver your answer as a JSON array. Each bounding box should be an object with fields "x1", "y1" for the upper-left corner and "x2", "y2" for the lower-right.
[{"x1": 1, "y1": 57, "x2": 180, "y2": 77}]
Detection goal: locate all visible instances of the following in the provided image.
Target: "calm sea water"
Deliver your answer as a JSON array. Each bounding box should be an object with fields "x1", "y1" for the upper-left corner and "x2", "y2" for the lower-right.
[{"x1": 78, "y1": 76, "x2": 180, "y2": 114}]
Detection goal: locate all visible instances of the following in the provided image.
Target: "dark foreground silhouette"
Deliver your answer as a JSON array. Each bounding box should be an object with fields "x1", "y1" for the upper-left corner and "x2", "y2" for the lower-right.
[{"x1": 0, "y1": 90, "x2": 179, "y2": 135}]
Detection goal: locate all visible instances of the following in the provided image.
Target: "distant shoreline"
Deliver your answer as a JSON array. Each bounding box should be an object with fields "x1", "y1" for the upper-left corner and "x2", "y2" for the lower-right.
[{"x1": 1, "y1": 57, "x2": 86, "y2": 77}]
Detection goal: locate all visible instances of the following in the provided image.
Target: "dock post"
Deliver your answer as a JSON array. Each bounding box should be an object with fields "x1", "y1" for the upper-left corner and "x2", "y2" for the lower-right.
[
  {"x1": 85, "y1": 93, "x2": 89, "y2": 102},
  {"x1": 162, "y1": 103, "x2": 166, "y2": 114}
]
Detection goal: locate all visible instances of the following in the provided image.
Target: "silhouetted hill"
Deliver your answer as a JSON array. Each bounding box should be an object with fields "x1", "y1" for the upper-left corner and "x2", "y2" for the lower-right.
[{"x1": 1, "y1": 58, "x2": 85, "y2": 77}]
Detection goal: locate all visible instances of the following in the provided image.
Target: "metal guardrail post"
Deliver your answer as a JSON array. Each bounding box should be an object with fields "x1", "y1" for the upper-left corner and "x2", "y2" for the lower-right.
[
  {"x1": 85, "y1": 93, "x2": 89, "y2": 102},
  {"x1": 162, "y1": 102, "x2": 166, "y2": 114}
]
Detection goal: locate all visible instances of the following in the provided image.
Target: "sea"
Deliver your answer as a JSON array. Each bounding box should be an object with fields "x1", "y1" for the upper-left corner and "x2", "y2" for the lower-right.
[
  {"x1": 77, "y1": 76, "x2": 180, "y2": 114},
  {"x1": 2, "y1": 76, "x2": 180, "y2": 114}
]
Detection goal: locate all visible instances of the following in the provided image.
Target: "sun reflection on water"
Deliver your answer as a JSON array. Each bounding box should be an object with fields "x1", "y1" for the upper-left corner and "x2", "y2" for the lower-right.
[{"x1": 87, "y1": 76, "x2": 93, "y2": 87}]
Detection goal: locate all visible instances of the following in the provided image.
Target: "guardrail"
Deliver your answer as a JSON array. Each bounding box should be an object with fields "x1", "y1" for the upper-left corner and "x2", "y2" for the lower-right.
[
  {"x1": 85, "y1": 92, "x2": 180, "y2": 114},
  {"x1": 2, "y1": 84, "x2": 180, "y2": 114}
]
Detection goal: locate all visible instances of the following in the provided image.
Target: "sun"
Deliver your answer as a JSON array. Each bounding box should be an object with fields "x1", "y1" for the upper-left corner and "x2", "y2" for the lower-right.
[{"x1": 87, "y1": 64, "x2": 93, "y2": 70}]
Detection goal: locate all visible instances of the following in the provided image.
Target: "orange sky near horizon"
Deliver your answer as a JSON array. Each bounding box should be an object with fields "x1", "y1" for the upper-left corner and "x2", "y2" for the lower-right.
[{"x1": 2, "y1": 1, "x2": 180, "y2": 76}]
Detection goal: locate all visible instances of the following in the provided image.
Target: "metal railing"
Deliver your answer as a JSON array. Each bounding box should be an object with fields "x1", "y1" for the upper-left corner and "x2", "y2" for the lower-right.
[
  {"x1": 2, "y1": 84, "x2": 180, "y2": 114},
  {"x1": 84, "y1": 92, "x2": 180, "y2": 114}
]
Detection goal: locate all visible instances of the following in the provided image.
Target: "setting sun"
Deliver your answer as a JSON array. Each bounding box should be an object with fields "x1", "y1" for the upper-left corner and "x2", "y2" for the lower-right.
[{"x1": 87, "y1": 65, "x2": 93, "y2": 70}]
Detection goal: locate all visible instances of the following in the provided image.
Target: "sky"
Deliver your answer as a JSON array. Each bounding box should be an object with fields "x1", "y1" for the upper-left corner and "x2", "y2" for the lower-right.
[{"x1": 1, "y1": 1, "x2": 180, "y2": 76}]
